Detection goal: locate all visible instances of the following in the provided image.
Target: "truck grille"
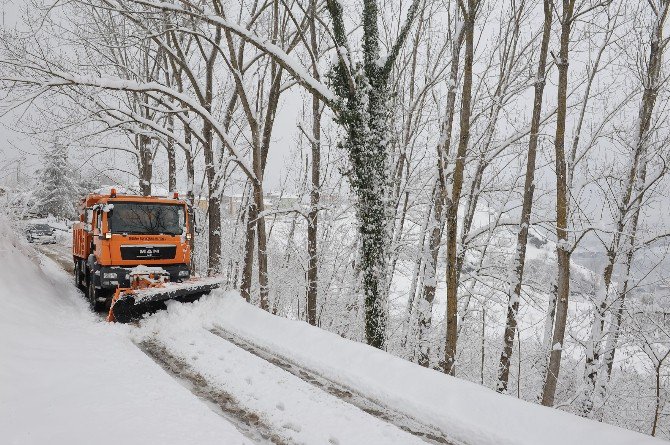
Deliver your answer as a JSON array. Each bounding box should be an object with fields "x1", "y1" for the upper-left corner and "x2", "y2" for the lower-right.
[{"x1": 120, "y1": 245, "x2": 177, "y2": 260}]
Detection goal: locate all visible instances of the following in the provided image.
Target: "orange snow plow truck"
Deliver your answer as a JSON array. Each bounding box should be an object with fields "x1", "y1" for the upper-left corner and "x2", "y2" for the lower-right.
[{"x1": 73, "y1": 188, "x2": 221, "y2": 323}]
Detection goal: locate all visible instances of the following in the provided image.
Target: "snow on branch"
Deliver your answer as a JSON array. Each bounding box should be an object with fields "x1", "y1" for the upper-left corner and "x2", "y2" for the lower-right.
[
  {"x1": 122, "y1": 0, "x2": 336, "y2": 106},
  {"x1": 2, "y1": 71, "x2": 257, "y2": 182}
]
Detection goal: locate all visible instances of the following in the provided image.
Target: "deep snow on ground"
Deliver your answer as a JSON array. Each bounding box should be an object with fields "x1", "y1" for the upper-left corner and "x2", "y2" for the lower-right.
[
  {"x1": 1, "y1": 211, "x2": 666, "y2": 445},
  {"x1": 0, "y1": 217, "x2": 425, "y2": 445},
  {"x1": 147, "y1": 292, "x2": 665, "y2": 445},
  {"x1": 0, "y1": 217, "x2": 251, "y2": 445},
  {"x1": 137, "y1": 306, "x2": 426, "y2": 444}
]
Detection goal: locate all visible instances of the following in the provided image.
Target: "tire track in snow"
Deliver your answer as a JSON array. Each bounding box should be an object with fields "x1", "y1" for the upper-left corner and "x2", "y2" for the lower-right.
[
  {"x1": 35, "y1": 242, "x2": 73, "y2": 272},
  {"x1": 137, "y1": 339, "x2": 290, "y2": 445},
  {"x1": 209, "y1": 326, "x2": 453, "y2": 445}
]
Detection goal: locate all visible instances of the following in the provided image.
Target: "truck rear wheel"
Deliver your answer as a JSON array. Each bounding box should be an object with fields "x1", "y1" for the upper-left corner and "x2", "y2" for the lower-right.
[{"x1": 74, "y1": 261, "x2": 83, "y2": 289}]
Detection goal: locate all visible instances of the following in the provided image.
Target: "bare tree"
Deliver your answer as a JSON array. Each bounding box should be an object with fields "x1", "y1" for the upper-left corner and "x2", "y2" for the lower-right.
[
  {"x1": 497, "y1": 0, "x2": 552, "y2": 393},
  {"x1": 443, "y1": 0, "x2": 481, "y2": 375}
]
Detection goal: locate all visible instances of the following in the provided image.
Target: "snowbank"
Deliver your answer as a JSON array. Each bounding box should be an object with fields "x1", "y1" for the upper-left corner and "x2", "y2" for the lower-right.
[
  {"x1": 172, "y1": 291, "x2": 663, "y2": 445},
  {"x1": 136, "y1": 301, "x2": 427, "y2": 445},
  {"x1": 0, "y1": 216, "x2": 250, "y2": 445}
]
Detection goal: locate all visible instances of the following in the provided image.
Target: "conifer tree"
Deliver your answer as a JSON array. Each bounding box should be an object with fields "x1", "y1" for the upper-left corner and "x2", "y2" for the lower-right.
[{"x1": 32, "y1": 144, "x2": 78, "y2": 219}]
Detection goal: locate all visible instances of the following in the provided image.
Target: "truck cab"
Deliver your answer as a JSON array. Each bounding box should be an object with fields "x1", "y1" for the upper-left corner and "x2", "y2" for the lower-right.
[{"x1": 73, "y1": 189, "x2": 192, "y2": 310}]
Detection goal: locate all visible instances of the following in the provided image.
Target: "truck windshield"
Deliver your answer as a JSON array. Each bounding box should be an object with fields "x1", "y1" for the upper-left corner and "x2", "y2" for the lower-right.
[{"x1": 107, "y1": 202, "x2": 185, "y2": 235}]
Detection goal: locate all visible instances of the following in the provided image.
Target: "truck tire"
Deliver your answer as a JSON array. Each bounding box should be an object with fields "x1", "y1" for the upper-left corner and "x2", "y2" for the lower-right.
[
  {"x1": 74, "y1": 261, "x2": 83, "y2": 289},
  {"x1": 87, "y1": 273, "x2": 106, "y2": 312}
]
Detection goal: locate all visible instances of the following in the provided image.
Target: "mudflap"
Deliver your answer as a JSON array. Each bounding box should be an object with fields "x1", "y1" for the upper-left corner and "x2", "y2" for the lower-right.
[{"x1": 109, "y1": 280, "x2": 223, "y2": 323}]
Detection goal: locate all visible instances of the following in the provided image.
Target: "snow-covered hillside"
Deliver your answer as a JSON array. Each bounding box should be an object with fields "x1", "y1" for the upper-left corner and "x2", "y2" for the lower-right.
[{"x1": 0, "y1": 215, "x2": 664, "y2": 445}]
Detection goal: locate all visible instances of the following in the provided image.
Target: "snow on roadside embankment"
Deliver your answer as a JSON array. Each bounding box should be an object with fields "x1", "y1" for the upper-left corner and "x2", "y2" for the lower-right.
[
  {"x1": 136, "y1": 304, "x2": 427, "y2": 444},
  {"x1": 0, "y1": 216, "x2": 250, "y2": 445},
  {"x1": 146, "y1": 292, "x2": 664, "y2": 445}
]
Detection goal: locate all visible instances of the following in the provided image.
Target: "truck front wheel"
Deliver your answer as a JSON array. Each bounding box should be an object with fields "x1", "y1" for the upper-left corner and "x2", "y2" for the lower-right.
[{"x1": 87, "y1": 273, "x2": 106, "y2": 312}]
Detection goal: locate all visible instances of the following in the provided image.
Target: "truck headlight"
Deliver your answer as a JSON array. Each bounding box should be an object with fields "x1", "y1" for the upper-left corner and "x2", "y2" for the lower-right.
[
  {"x1": 103, "y1": 272, "x2": 117, "y2": 279},
  {"x1": 178, "y1": 270, "x2": 190, "y2": 277}
]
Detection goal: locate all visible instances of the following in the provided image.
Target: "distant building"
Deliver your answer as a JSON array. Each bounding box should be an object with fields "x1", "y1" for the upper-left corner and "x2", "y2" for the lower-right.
[{"x1": 194, "y1": 191, "x2": 345, "y2": 217}]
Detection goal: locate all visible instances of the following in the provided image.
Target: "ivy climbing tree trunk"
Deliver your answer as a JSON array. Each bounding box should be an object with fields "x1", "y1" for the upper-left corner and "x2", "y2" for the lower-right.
[
  {"x1": 166, "y1": 113, "x2": 177, "y2": 192},
  {"x1": 326, "y1": 0, "x2": 420, "y2": 348}
]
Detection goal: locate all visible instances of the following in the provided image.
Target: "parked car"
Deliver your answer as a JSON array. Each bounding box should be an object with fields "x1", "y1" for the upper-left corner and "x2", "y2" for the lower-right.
[{"x1": 25, "y1": 224, "x2": 57, "y2": 244}]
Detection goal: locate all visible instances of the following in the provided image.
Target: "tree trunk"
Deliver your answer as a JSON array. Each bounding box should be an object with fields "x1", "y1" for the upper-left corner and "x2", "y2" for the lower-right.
[
  {"x1": 652, "y1": 365, "x2": 662, "y2": 436},
  {"x1": 414, "y1": 18, "x2": 464, "y2": 367},
  {"x1": 202, "y1": 103, "x2": 221, "y2": 276},
  {"x1": 203, "y1": 115, "x2": 221, "y2": 275},
  {"x1": 403, "y1": 194, "x2": 433, "y2": 360},
  {"x1": 254, "y1": 180, "x2": 269, "y2": 310},
  {"x1": 325, "y1": 0, "x2": 420, "y2": 349},
  {"x1": 536, "y1": 284, "x2": 556, "y2": 401},
  {"x1": 541, "y1": 0, "x2": 574, "y2": 407},
  {"x1": 497, "y1": 0, "x2": 551, "y2": 393},
  {"x1": 203, "y1": 43, "x2": 221, "y2": 275},
  {"x1": 138, "y1": 133, "x2": 152, "y2": 196},
  {"x1": 444, "y1": 0, "x2": 477, "y2": 375},
  {"x1": 183, "y1": 128, "x2": 197, "y2": 272},
  {"x1": 241, "y1": 182, "x2": 256, "y2": 302},
  {"x1": 166, "y1": 114, "x2": 177, "y2": 192},
  {"x1": 306, "y1": 0, "x2": 321, "y2": 326},
  {"x1": 585, "y1": 1, "x2": 668, "y2": 415}
]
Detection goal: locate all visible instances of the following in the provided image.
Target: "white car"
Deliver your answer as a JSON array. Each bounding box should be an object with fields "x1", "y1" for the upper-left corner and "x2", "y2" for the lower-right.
[{"x1": 25, "y1": 223, "x2": 57, "y2": 244}]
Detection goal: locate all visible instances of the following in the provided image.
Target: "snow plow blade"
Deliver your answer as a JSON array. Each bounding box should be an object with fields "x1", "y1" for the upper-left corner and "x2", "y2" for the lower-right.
[{"x1": 108, "y1": 278, "x2": 223, "y2": 323}]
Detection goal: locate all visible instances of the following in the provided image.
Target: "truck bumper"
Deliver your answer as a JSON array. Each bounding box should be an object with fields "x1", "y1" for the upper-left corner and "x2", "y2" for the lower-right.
[{"x1": 96, "y1": 264, "x2": 191, "y2": 289}]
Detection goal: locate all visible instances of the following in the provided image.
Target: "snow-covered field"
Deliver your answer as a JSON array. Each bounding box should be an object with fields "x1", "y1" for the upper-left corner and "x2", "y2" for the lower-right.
[{"x1": 0, "y1": 214, "x2": 664, "y2": 444}]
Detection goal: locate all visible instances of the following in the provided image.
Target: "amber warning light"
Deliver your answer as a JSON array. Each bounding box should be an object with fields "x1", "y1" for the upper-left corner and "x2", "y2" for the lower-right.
[
  {"x1": 110, "y1": 188, "x2": 117, "y2": 198},
  {"x1": 173, "y1": 192, "x2": 179, "y2": 199}
]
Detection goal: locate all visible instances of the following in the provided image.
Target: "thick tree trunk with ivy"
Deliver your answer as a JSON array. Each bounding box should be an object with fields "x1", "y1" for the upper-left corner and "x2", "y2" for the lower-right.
[
  {"x1": 326, "y1": 0, "x2": 420, "y2": 348},
  {"x1": 166, "y1": 114, "x2": 177, "y2": 192},
  {"x1": 497, "y1": 0, "x2": 551, "y2": 393}
]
